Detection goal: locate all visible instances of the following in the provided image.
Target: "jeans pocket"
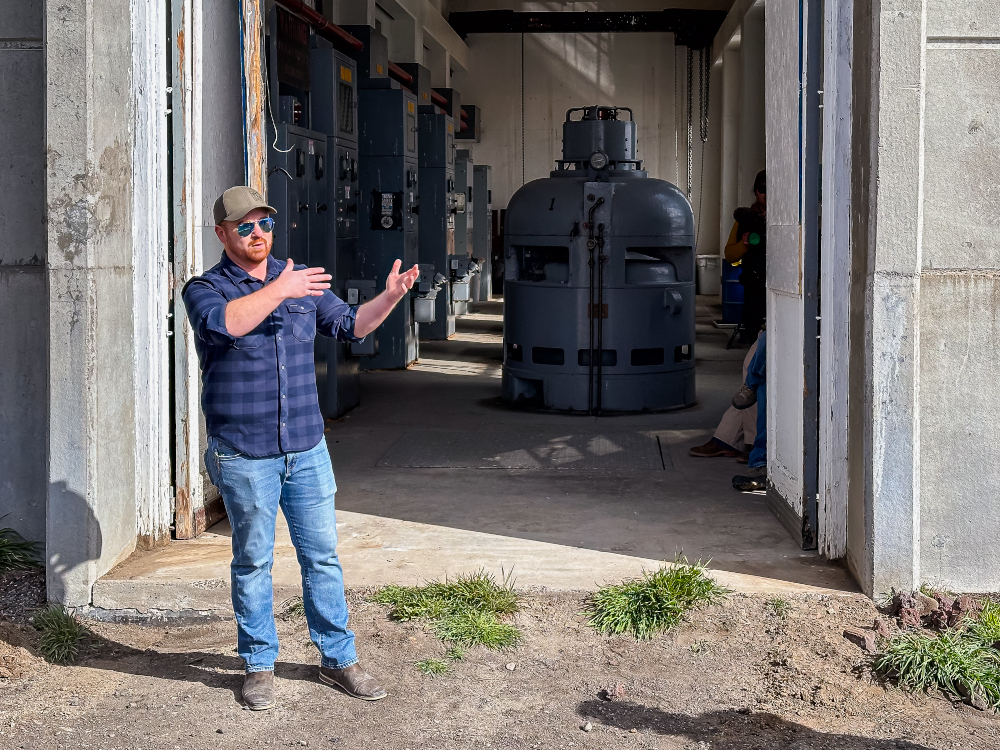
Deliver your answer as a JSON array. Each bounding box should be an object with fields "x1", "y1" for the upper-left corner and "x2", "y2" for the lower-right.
[{"x1": 212, "y1": 438, "x2": 242, "y2": 462}]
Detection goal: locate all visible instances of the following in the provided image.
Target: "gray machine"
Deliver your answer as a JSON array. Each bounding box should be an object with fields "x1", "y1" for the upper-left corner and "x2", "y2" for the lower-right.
[
  {"x1": 345, "y1": 27, "x2": 421, "y2": 369},
  {"x1": 502, "y1": 105, "x2": 696, "y2": 414},
  {"x1": 472, "y1": 163, "x2": 493, "y2": 301},
  {"x1": 405, "y1": 65, "x2": 457, "y2": 340},
  {"x1": 452, "y1": 149, "x2": 476, "y2": 315},
  {"x1": 309, "y1": 37, "x2": 362, "y2": 417}
]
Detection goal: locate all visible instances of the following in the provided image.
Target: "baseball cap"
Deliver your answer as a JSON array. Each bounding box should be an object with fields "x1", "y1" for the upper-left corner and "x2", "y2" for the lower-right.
[{"x1": 213, "y1": 186, "x2": 276, "y2": 225}]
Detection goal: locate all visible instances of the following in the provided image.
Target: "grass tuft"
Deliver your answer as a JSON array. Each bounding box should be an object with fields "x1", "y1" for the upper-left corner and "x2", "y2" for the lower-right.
[
  {"x1": 434, "y1": 610, "x2": 522, "y2": 650},
  {"x1": 372, "y1": 569, "x2": 522, "y2": 651},
  {"x1": 279, "y1": 596, "x2": 306, "y2": 619},
  {"x1": 34, "y1": 607, "x2": 85, "y2": 664},
  {"x1": 445, "y1": 646, "x2": 466, "y2": 662},
  {"x1": 415, "y1": 658, "x2": 451, "y2": 677},
  {"x1": 968, "y1": 600, "x2": 1000, "y2": 645},
  {"x1": 584, "y1": 559, "x2": 728, "y2": 641},
  {"x1": 767, "y1": 597, "x2": 793, "y2": 619},
  {"x1": 0, "y1": 523, "x2": 43, "y2": 572}
]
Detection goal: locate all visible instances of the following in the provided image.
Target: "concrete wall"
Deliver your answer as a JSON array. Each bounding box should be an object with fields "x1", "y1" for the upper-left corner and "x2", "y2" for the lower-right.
[
  {"x1": 46, "y1": 0, "x2": 140, "y2": 605},
  {"x1": 0, "y1": 2, "x2": 47, "y2": 544},
  {"x1": 848, "y1": 0, "x2": 1000, "y2": 595},
  {"x1": 451, "y1": 31, "x2": 722, "y2": 257}
]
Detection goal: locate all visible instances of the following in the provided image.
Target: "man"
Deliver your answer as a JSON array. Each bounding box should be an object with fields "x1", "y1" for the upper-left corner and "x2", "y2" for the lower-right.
[
  {"x1": 730, "y1": 329, "x2": 767, "y2": 491},
  {"x1": 724, "y1": 170, "x2": 766, "y2": 342},
  {"x1": 182, "y1": 186, "x2": 419, "y2": 710},
  {"x1": 688, "y1": 331, "x2": 761, "y2": 460}
]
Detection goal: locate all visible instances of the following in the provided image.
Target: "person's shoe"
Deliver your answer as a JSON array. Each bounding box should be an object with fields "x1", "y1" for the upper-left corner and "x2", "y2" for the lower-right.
[
  {"x1": 733, "y1": 465, "x2": 767, "y2": 491},
  {"x1": 242, "y1": 670, "x2": 275, "y2": 711},
  {"x1": 736, "y1": 451, "x2": 750, "y2": 464},
  {"x1": 731, "y1": 384, "x2": 757, "y2": 410},
  {"x1": 689, "y1": 439, "x2": 741, "y2": 458},
  {"x1": 318, "y1": 664, "x2": 387, "y2": 701}
]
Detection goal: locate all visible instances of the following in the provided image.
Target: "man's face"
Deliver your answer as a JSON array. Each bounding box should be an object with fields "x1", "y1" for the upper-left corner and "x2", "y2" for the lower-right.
[
  {"x1": 755, "y1": 188, "x2": 766, "y2": 209},
  {"x1": 215, "y1": 207, "x2": 274, "y2": 265}
]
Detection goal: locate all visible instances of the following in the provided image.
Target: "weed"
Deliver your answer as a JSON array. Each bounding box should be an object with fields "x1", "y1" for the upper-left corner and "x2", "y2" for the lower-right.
[
  {"x1": 445, "y1": 646, "x2": 466, "y2": 662},
  {"x1": 372, "y1": 569, "x2": 522, "y2": 650},
  {"x1": 279, "y1": 596, "x2": 306, "y2": 619},
  {"x1": 584, "y1": 559, "x2": 728, "y2": 641},
  {"x1": 968, "y1": 600, "x2": 1000, "y2": 645},
  {"x1": 434, "y1": 610, "x2": 522, "y2": 650},
  {"x1": 415, "y1": 658, "x2": 450, "y2": 677},
  {"x1": 767, "y1": 597, "x2": 793, "y2": 619},
  {"x1": 34, "y1": 607, "x2": 84, "y2": 664},
  {"x1": 0, "y1": 522, "x2": 42, "y2": 572}
]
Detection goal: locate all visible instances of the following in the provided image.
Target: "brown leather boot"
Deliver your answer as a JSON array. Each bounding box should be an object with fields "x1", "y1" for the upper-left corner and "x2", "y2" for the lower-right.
[
  {"x1": 318, "y1": 663, "x2": 387, "y2": 701},
  {"x1": 689, "y1": 439, "x2": 741, "y2": 458},
  {"x1": 242, "y1": 670, "x2": 275, "y2": 710}
]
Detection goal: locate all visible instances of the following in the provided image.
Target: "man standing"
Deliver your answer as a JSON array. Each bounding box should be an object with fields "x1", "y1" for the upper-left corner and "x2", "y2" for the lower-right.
[{"x1": 183, "y1": 186, "x2": 419, "y2": 710}]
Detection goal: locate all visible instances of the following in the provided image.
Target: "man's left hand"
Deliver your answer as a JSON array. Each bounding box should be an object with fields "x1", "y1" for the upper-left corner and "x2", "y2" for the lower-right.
[{"x1": 386, "y1": 259, "x2": 420, "y2": 301}]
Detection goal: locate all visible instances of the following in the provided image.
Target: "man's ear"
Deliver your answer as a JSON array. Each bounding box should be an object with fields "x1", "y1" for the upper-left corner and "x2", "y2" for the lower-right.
[{"x1": 214, "y1": 224, "x2": 227, "y2": 245}]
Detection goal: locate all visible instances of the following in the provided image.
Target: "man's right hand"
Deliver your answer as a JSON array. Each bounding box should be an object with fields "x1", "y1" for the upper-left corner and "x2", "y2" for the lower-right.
[
  {"x1": 272, "y1": 258, "x2": 332, "y2": 299},
  {"x1": 742, "y1": 232, "x2": 751, "y2": 247}
]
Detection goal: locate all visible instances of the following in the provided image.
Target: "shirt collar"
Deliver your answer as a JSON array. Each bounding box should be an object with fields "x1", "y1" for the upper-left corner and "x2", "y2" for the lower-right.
[{"x1": 219, "y1": 250, "x2": 282, "y2": 284}]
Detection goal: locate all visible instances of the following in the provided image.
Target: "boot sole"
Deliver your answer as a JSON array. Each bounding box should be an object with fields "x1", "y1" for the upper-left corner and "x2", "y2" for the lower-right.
[
  {"x1": 242, "y1": 697, "x2": 275, "y2": 711},
  {"x1": 318, "y1": 669, "x2": 388, "y2": 701}
]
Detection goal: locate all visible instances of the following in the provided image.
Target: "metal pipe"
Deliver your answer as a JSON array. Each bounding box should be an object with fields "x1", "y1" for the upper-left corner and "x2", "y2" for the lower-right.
[
  {"x1": 387, "y1": 61, "x2": 414, "y2": 86},
  {"x1": 431, "y1": 90, "x2": 449, "y2": 108},
  {"x1": 460, "y1": 120, "x2": 468, "y2": 132},
  {"x1": 595, "y1": 222, "x2": 607, "y2": 415},
  {"x1": 460, "y1": 107, "x2": 469, "y2": 121},
  {"x1": 585, "y1": 197, "x2": 604, "y2": 415},
  {"x1": 273, "y1": 0, "x2": 363, "y2": 52}
]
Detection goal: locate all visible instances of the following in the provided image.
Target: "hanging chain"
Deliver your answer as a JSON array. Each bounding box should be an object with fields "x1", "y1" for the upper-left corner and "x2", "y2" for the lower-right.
[
  {"x1": 686, "y1": 46, "x2": 693, "y2": 199},
  {"x1": 521, "y1": 33, "x2": 526, "y2": 185},
  {"x1": 699, "y1": 48, "x2": 710, "y2": 143}
]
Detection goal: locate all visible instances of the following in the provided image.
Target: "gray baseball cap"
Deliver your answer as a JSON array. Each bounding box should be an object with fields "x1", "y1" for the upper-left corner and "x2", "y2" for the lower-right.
[{"x1": 213, "y1": 186, "x2": 276, "y2": 225}]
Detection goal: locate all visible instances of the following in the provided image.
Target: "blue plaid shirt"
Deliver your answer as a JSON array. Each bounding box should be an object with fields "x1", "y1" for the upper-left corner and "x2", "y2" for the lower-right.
[{"x1": 182, "y1": 252, "x2": 363, "y2": 457}]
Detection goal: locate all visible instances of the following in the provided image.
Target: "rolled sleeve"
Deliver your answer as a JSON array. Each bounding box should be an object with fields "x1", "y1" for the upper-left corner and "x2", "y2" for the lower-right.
[
  {"x1": 315, "y1": 289, "x2": 365, "y2": 343},
  {"x1": 182, "y1": 278, "x2": 235, "y2": 346}
]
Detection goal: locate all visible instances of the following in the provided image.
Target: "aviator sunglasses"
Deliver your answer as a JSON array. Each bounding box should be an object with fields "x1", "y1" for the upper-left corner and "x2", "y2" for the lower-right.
[{"x1": 235, "y1": 217, "x2": 275, "y2": 237}]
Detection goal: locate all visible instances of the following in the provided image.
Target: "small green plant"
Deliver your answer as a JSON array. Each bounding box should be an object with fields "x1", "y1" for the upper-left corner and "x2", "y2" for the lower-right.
[
  {"x1": 584, "y1": 559, "x2": 728, "y2": 641},
  {"x1": 0, "y1": 522, "x2": 42, "y2": 571},
  {"x1": 434, "y1": 609, "x2": 522, "y2": 650},
  {"x1": 372, "y1": 569, "x2": 522, "y2": 651},
  {"x1": 34, "y1": 607, "x2": 85, "y2": 664},
  {"x1": 445, "y1": 646, "x2": 466, "y2": 661},
  {"x1": 767, "y1": 597, "x2": 793, "y2": 619},
  {"x1": 279, "y1": 596, "x2": 305, "y2": 619},
  {"x1": 968, "y1": 600, "x2": 1000, "y2": 644},
  {"x1": 415, "y1": 658, "x2": 451, "y2": 677}
]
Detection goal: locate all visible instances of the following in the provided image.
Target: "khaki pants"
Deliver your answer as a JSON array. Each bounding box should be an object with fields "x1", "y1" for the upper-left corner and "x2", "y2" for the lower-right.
[{"x1": 712, "y1": 336, "x2": 760, "y2": 451}]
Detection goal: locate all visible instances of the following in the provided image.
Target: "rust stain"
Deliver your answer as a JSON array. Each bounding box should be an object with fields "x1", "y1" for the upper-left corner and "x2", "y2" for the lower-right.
[{"x1": 174, "y1": 485, "x2": 193, "y2": 540}]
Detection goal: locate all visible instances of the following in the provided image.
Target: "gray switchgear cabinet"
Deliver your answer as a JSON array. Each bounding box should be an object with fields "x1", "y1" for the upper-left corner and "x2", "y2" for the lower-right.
[{"x1": 502, "y1": 106, "x2": 696, "y2": 413}]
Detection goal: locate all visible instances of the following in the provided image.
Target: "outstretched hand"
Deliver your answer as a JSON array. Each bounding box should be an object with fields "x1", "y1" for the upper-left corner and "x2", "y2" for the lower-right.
[
  {"x1": 385, "y1": 259, "x2": 420, "y2": 300},
  {"x1": 274, "y1": 258, "x2": 332, "y2": 298}
]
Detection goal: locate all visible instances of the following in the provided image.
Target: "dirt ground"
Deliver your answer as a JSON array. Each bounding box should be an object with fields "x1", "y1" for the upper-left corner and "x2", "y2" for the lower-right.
[{"x1": 1, "y1": 584, "x2": 998, "y2": 750}]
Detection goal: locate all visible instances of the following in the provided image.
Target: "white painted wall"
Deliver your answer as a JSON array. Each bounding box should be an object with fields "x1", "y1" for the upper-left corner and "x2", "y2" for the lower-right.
[{"x1": 451, "y1": 32, "x2": 721, "y2": 255}]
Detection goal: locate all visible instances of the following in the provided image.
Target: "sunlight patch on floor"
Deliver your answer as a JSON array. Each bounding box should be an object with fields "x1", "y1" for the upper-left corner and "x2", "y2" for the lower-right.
[{"x1": 410, "y1": 357, "x2": 502, "y2": 379}]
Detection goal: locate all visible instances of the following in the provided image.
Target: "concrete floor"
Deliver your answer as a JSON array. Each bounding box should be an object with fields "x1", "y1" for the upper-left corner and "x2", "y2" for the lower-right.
[{"x1": 95, "y1": 297, "x2": 857, "y2": 614}]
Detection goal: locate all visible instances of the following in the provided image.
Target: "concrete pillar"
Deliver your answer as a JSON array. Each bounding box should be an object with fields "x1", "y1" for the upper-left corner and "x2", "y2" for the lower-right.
[
  {"x1": 719, "y1": 43, "x2": 742, "y2": 256},
  {"x1": 737, "y1": 6, "x2": 765, "y2": 199},
  {"x1": 0, "y1": 2, "x2": 47, "y2": 545},
  {"x1": 45, "y1": 0, "x2": 138, "y2": 605}
]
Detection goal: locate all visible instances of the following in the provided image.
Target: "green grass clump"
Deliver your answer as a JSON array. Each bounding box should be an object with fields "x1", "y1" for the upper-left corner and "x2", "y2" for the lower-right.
[
  {"x1": 34, "y1": 607, "x2": 85, "y2": 664},
  {"x1": 279, "y1": 596, "x2": 306, "y2": 619},
  {"x1": 968, "y1": 600, "x2": 1000, "y2": 644},
  {"x1": 445, "y1": 646, "x2": 466, "y2": 662},
  {"x1": 0, "y1": 524, "x2": 43, "y2": 571},
  {"x1": 415, "y1": 658, "x2": 450, "y2": 676},
  {"x1": 767, "y1": 597, "x2": 793, "y2": 619},
  {"x1": 372, "y1": 569, "x2": 521, "y2": 651},
  {"x1": 584, "y1": 559, "x2": 728, "y2": 640}
]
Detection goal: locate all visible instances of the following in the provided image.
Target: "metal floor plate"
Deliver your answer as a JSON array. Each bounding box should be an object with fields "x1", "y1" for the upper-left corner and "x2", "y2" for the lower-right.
[{"x1": 377, "y1": 429, "x2": 669, "y2": 470}]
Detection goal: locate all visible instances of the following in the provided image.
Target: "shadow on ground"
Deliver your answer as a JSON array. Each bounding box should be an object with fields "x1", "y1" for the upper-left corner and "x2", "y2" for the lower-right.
[{"x1": 577, "y1": 699, "x2": 933, "y2": 749}]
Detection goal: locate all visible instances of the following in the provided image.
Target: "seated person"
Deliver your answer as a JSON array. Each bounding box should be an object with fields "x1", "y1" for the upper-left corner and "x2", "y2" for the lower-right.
[
  {"x1": 690, "y1": 332, "x2": 761, "y2": 460},
  {"x1": 731, "y1": 328, "x2": 767, "y2": 491}
]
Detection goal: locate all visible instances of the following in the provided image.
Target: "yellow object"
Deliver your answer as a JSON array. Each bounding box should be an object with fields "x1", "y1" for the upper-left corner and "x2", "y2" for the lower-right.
[{"x1": 724, "y1": 221, "x2": 747, "y2": 263}]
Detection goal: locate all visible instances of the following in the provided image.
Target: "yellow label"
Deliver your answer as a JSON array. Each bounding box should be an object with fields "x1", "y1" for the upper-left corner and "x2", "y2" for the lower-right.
[
  {"x1": 340, "y1": 66, "x2": 352, "y2": 83},
  {"x1": 422, "y1": 92, "x2": 428, "y2": 100},
  {"x1": 407, "y1": 101, "x2": 415, "y2": 113},
  {"x1": 448, "y1": 123, "x2": 453, "y2": 133},
  {"x1": 376, "y1": 63, "x2": 384, "y2": 75}
]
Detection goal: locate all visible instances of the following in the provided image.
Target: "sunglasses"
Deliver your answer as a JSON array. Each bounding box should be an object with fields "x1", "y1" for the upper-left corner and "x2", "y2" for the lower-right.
[{"x1": 235, "y1": 217, "x2": 275, "y2": 237}]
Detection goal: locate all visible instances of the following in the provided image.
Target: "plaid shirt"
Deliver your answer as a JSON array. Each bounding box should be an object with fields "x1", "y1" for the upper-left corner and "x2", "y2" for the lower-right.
[{"x1": 182, "y1": 252, "x2": 363, "y2": 457}]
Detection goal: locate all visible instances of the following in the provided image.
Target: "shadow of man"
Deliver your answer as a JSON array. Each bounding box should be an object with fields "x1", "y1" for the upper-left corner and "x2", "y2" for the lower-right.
[
  {"x1": 46, "y1": 481, "x2": 103, "y2": 606},
  {"x1": 577, "y1": 699, "x2": 936, "y2": 749}
]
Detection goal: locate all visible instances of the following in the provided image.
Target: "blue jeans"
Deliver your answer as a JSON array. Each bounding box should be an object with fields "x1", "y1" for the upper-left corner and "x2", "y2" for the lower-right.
[
  {"x1": 205, "y1": 436, "x2": 357, "y2": 674},
  {"x1": 745, "y1": 331, "x2": 767, "y2": 469}
]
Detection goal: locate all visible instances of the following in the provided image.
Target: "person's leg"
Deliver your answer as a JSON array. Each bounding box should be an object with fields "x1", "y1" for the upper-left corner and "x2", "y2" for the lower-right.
[
  {"x1": 204, "y1": 437, "x2": 284, "y2": 674},
  {"x1": 745, "y1": 331, "x2": 766, "y2": 469},
  {"x1": 278, "y1": 439, "x2": 357, "y2": 670}
]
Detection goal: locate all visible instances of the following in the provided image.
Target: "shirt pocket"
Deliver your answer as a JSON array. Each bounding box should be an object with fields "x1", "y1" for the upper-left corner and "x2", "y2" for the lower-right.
[
  {"x1": 232, "y1": 332, "x2": 264, "y2": 350},
  {"x1": 286, "y1": 301, "x2": 317, "y2": 342}
]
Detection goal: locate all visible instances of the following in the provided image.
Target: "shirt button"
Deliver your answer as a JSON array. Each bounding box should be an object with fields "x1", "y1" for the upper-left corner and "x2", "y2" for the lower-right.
[
  {"x1": 281, "y1": 395, "x2": 286, "y2": 399},
  {"x1": 277, "y1": 335, "x2": 281, "y2": 340},
  {"x1": 281, "y1": 365, "x2": 285, "y2": 370}
]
